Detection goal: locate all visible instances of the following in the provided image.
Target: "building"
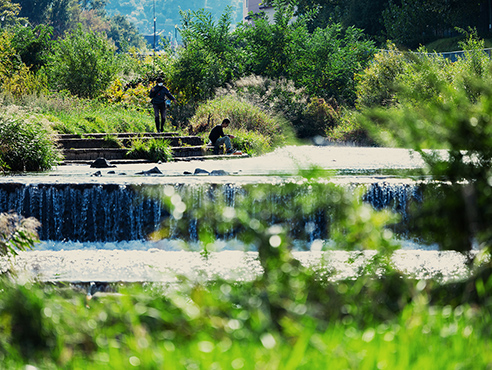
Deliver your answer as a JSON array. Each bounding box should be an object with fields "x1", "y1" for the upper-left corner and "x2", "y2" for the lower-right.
[{"x1": 243, "y1": 0, "x2": 275, "y2": 23}]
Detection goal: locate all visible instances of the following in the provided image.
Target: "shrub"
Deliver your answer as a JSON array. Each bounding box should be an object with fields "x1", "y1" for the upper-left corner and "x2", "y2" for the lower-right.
[
  {"x1": 102, "y1": 78, "x2": 152, "y2": 111},
  {"x1": 357, "y1": 36, "x2": 492, "y2": 255},
  {"x1": 1, "y1": 64, "x2": 48, "y2": 99},
  {"x1": 295, "y1": 97, "x2": 341, "y2": 138},
  {"x1": 355, "y1": 43, "x2": 406, "y2": 109},
  {"x1": 326, "y1": 110, "x2": 376, "y2": 146},
  {"x1": 216, "y1": 76, "x2": 307, "y2": 119},
  {"x1": 216, "y1": 75, "x2": 309, "y2": 135},
  {"x1": 0, "y1": 212, "x2": 39, "y2": 257},
  {"x1": 126, "y1": 137, "x2": 173, "y2": 162},
  {"x1": 230, "y1": 129, "x2": 272, "y2": 156},
  {"x1": 0, "y1": 109, "x2": 61, "y2": 171},
  {"x1": 189, "y1": 95, "x2": 293, "y2": 148},
  {"x1": 216, "y1": 75, "x2": 347, "y2": 139},
  {"x1": 356, "y1": 35, "x2": 491, "y2": 111},
  {"x1": 46, "y1": 25, "x2": 118, "y2": 98}
]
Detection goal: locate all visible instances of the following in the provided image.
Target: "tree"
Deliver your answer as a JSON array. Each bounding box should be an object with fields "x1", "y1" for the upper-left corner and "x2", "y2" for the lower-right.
[
  {"x1": 79, "y1": 0, "x2": 108, "y2": 16},
  {"x1": 11, "y1": 24, "x2": 53, "y2": 72},
  {"x1": 48, "y1": 0, "x2": 80, "y2": 38},
  {"x1": 341, "y1": 0, "x2": 389, "y2": 42},
  {"x1": 12, "y1": 0, "x2": 50, "y2": 26},
  {"x1": 295, "y1": 0, "x2": 345, "y2": 32},
  {"x1": 236, "y1": 0, "x2": 306, "y2": 80},
  {"x1": 1, "y1": 0, "x2": 28, "y2": 28},
  {"x1": 46, "y1": 25, "x2": 118, "y2": 98},
  {"x1": 171, "y1": 7, "x2": 242, "y2": 102},
  {"x1": 291, "y1": 24, "x2": 376, "y2": 104},
  {"x1": 107, "y1": 14, "x2": 147, "y2": 52},
  {"x1": 236, "y1": 0, "x2": 375, "y2": 104}
]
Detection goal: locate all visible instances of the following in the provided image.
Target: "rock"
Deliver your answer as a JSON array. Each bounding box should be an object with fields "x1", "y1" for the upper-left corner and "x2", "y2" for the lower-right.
[
  {"x1": 90, "y1": 157, "x2": 116, "y2": 168},
  {"x1": 194, "y1": 168, "x2": 209, "y2": 175},
  {"x1": 137, "y1": 166, "x2": 163, "y2": 175},
  {"x1": 91, "y1": 171, "x2": 102, "y2": 177},
  {"x1": 210, "y1": 170, "x2": 229, "y2": 176},
  {"x1": 183, "y1": 171, "x2": 192, "y2": 175}
]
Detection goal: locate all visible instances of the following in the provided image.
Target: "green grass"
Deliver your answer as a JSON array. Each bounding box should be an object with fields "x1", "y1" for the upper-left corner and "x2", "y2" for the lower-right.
[
  {"x1": 126, "y1": 137, "x2": 174, "y2": 162},
  {"x1": 0, "y1": 278, "x2": 490, "y2": 369},
  {"x1": 2, "y1": 93, "x2": 167, "y2": 135},
  {"x1": 44, "y1": 100, "x2": 156, "y2": 135}
]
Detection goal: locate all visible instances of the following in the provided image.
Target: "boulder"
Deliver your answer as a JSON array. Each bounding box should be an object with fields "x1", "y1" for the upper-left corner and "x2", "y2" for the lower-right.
[
  {"x1": 90, "y1": 157, "x2": 116, "y2": 168},
  {"x1": 194, "y1": 168, "x2": 209, "y2": 175},
  {"x1": 210, "y1": 170, "x2": 229, "y2": 176},
  {"x1": 137, "y1": 166, "x2": 163, "y2": 175}
]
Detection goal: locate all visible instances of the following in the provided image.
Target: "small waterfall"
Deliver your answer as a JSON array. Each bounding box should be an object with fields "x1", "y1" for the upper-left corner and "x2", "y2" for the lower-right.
[
  {"x1": 0, "y1": 183, "x2": 167, "y2": 242},
  {"x1": 362, "y1": 182, "x2": 422, "y2": 220},
  {"x1": 0, "y1": 181, "x2": 421, "y2": 242}
]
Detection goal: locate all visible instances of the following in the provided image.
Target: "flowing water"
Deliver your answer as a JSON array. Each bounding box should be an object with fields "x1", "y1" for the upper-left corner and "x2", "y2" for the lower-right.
[{"x1": 1, "y1": 145, "x2": 470, "y2": 283}]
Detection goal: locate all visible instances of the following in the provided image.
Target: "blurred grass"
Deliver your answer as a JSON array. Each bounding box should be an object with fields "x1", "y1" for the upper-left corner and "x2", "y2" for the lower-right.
[{"x1": 0, "y1": 279, "x2": 490, "y2": 369}]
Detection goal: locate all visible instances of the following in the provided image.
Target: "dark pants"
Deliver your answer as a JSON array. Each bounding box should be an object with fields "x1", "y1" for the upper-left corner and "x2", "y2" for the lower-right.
[{"x1": 153, "y1": 104, "x2": 166, "y2": 132}]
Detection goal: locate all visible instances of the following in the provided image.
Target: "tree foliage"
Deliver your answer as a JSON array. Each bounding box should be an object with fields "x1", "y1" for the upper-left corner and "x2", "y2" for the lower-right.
[
  {"x1": 357, "y1": 34, "x2": 492, "y2": 254},
  {"x1": 107, "y1": 14, "x2": 146, "y2": 52},
  {"x1": 170, "y1": 7, "x2": 242, "y2": 102},
  {"x1": 46, "y1": 25, "x2": 118, "y2": 98},
  {"x1": 11, "y1": 24, "x2": 53, "y2": 72},
  {"x1": 0, "y1": 0, "x2": 27, "y2": 28}
]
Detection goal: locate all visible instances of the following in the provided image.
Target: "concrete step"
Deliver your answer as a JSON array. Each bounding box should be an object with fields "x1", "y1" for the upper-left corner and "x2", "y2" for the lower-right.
[
  {"x1": 62, "y1": 146, "x2": 215, "y2": 161},
  {"x1": 57, "y1": 136, "x2": 204, "y2": 149},
  {"x1": 54, "y1": 132, "x2": 178, "y2": 140},
  {"x1": 55, "y1": 132, "x2": 247, "y2": 163}
]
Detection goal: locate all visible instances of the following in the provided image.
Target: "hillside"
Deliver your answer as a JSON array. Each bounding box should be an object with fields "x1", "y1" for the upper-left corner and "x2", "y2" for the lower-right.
[{"x1": 105, "y1": 0, "x2": 243, "y2": 38}]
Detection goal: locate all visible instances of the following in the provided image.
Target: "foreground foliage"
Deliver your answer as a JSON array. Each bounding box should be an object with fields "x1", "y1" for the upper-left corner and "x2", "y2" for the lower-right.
[
  {"x1": 0, "y1": 269, "x2": 490, "y2": 368},
  {"x1": 1, "y1": 170, "x2": 491, "y2": 368},
  {"x1": 0, "y1": 108, "x2": 61, "y2": 171},
  {"x1": 0, "y1": 212, "x2": 39, "y2": 257},
  {"x1": 358, "y1": 34, "x2": 492, "y2": 255}
]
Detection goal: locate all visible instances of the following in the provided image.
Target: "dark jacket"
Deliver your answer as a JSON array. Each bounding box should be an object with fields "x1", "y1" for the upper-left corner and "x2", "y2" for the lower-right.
[
  {"x1": 209, "y1": 125, "x2": 225, "y2": 145},
  {"x1": 149, "y1": 85, "x2": 175, "y2": 105}
]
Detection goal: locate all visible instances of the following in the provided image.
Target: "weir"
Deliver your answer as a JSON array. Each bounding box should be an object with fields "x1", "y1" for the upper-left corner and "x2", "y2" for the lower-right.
[{"x1": 0, "y1": 181, "x2": 422, "y2": 242}]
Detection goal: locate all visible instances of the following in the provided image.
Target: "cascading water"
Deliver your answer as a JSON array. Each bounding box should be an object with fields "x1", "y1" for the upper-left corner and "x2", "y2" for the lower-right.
[
  {"x1": 0, "y1": 147, "x2": 472, "y2": 283},
  {"x1": 0, "y1": 181, "x2": 422, "y2": 243}
]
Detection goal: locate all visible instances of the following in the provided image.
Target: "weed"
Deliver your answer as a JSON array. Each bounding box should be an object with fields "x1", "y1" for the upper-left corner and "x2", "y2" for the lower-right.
[{"x1": 126, "y1": 137, "x2": 173, "y2": 162}]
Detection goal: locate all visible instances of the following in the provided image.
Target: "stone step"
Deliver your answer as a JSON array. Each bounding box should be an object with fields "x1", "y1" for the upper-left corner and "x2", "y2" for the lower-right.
[
  {"x1": 57, "y1": 136, "x2": 204, "y2": 149},
  {"x1": 55, "y1": 132, "x2": 246, "y2": 163},
  {"x1": 62, "y1": 145, "x2": 215, "y2": 161},
  {"x1": 54, "y1": 132, "x2": 178, "y2": 140}
]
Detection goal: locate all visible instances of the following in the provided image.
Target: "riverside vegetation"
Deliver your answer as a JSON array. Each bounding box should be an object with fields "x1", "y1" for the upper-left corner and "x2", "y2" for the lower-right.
[
  {"x1": 1, "y1": 0, "x2": 492, "y2": 367},
  {"x1": 1, "y1": 178, "x2": 492, "y2": 369}
]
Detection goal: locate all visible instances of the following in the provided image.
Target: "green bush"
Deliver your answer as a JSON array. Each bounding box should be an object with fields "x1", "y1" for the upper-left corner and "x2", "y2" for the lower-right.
[
  {"x1": 356, "y1": 35, "x2": 492, "y2": 111},
  {"x1": 326, "y1": 110, "x2": 376, "y2": 145},
  {"x1": 46, "y1": 25, "x2": 118, "y2": 98},
  {"x1": 357, "y1": 35, "x2": 492, "y2": 255},
  {"x1": 0, "y1": 109, "x2": 61, "y2": 171},
  {"x1": 295, "y1": 98, "x2": 342, "y2": 138},
  {"x1": 189, "y1": 95, "x2": 293, "y2": 148},
  {"x1": 355, "y1": 43, "x2": 406, "y2": 109},
  {"x1": 216, "y1": 75, "x2": 348, "y2": 139},
  {"x1": 230, "y1": 130, "x2": 272, "y2": 156},
  {"x1": 216, "y1": 75, "x2": 310, "y2": 136},
  {"x1": 216, "y1": 76, "x2": 308, "y2": 121},
  {"x1": 126, "y1": 137, "x2": 173, "y2": 162}
]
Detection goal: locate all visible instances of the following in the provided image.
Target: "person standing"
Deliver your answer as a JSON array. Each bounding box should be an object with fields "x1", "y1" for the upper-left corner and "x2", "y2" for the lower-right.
[
  {"x1": 208, "y1": 118, "x2": 236, "y2": 154},
  {"x1": 149, "y1": 77, "x2": 176, "y2": 132}
]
